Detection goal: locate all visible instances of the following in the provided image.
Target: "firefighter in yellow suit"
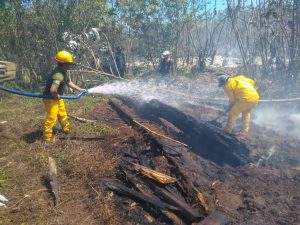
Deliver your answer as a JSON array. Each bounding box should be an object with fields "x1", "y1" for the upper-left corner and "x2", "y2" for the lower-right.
[
  {"x1": 218, "y1": 74, "x2": 260, "y2": 134},
  {"x1": 43, "y1": 50, "x2": 85, "y2": 145}
]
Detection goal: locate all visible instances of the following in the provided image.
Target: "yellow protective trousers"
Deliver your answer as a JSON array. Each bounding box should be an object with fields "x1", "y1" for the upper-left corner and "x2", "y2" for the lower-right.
[
  {"x1": 43, "y1": 99, "x2": 70, "y2": 141},
  {"x1": 224, "y1": 100, "x2": 258, "y2": 133}
]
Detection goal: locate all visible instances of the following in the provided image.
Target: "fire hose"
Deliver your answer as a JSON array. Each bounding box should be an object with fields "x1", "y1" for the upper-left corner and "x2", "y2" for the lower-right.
[{"x1": 0, "y1": 85, "x2": 88, "y2": 100}]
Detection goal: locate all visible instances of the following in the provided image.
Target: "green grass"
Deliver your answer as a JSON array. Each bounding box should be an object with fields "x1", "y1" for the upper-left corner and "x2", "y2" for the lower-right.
[
  {"x1": 0, "y1": 218, "x2": 5, "y2": 225},
  {"x1": 0, "y1": 168, "x2": 8, "y2": 186},
  {"x1": 74, "y1": 123, "x2": 116, "y2": 136},
  {"x1": 54, "y1": 148, "x2": 73, "y2": 164},
  {"x1": 0, "y1": 96, "x2": 41, "y2": 123},
  {"x1": 68, "y1": 95, "x2": 109, "y2": 116},
  {"x1": 27, "y1": 150, "x2": 49, "y2": 168}
]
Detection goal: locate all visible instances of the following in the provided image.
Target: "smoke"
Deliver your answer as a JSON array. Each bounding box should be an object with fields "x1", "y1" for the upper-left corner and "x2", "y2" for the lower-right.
[{"x1": 253, "y1": 105, "x2": 300, "y2": 139}]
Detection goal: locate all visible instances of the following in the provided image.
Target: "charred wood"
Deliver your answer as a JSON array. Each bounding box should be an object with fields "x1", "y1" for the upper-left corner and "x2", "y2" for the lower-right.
[
  {"x1": 111, "y1": 99, "x2": 213, "y2": 197},
  {"x1": 103, "y1": 179, "x2": 171, "y2": 211},
  {"x1": 152, "y1": 185, "x2": 204, "y2": 222},
  {"x1": 193, "y1": 211, "x2": 229, "y2": 225},
  {"x1": 109, "y1": 98, "x2": 231, "y2": 223},
  {"x1": 131, "y1": 163, "x2": 177, "y2": 184},
  {"x1": 109, "y1": 99, "x2": 187, "y2": 147},
  {"x1": 137, "y1": 99, "x2": 250, "y2": 167},
  {"x1": 103, "y1": 178, "x2": 199, "y2": 224},
  {"x1": 125, "y1": 172, "x2": 187, "y2": 225}
]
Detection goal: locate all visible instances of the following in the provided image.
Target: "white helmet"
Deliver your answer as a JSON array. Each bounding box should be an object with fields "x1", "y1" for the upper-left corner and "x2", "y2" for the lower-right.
[{"x1": 162, "y1": 50, "x2": 170, "y2": 56}]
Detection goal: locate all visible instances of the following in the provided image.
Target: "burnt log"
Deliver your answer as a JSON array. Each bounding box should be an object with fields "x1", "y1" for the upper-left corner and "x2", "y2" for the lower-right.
[
  {"x1": 193, "y1": 211, "x2": 229, "y2": 225},
  {"x1": 137, "y1": 99, "x2": 250, "y2": 167}
]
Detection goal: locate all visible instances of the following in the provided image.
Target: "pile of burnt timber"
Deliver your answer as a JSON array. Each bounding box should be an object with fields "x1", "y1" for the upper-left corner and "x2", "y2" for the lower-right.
[
  {"x1": 117, "y1": 98, "x2": 250, "y2": 167},
  {"x1": 104, "y1": 98, "x2": 251, "y2": 225}
]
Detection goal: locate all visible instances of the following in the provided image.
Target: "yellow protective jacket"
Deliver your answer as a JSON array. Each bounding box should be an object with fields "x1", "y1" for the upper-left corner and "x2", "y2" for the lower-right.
[{"x1": 224, "y1": 75, "x2": 260, "y2": 104}]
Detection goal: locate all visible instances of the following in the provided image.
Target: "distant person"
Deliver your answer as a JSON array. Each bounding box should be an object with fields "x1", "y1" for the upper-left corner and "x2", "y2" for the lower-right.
[
  {"x1": 43, "y1": 50, "x2": 85, "y2": 145},
  {"x1": 218, "y1": 74, "x2": 260, "y2": 135},
  {"x1": 157, "y1": 51, "x2": 175, "y2": 76},
  {"x1": 114, "y1": 46, "x2": 126, "y2": 78}
]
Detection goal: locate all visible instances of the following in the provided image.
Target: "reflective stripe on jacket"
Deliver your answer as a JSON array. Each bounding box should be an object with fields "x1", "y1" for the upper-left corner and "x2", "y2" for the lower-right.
[{"x1": 224, "y1": 75, "x2": 260, "y2": 103}]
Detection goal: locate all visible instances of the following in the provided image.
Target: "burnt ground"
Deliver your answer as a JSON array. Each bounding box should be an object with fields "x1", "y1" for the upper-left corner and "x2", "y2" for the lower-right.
[{"x1": 0, "y1": 77, "x2": 300, "y2": 225}]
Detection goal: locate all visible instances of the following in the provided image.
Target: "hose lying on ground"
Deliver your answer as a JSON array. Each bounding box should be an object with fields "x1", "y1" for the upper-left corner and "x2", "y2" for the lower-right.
[{"x1": 0, "y1": 85, "x2": 87, "y2": 100}]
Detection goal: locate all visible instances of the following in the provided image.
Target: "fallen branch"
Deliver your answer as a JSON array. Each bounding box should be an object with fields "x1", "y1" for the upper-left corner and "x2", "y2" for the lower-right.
[
  {"x1": 59, "y1": 136, "x2": 104, "y2": 141},
  {"x1": 75, "y1": 63, "x2": 127, "y2": 81},
  {"x1": 132, "y1": 119, "x2": 188, "y2": 147},
  {"x1": 69, "y1": 115, "x2": 97, "y2": 124}
]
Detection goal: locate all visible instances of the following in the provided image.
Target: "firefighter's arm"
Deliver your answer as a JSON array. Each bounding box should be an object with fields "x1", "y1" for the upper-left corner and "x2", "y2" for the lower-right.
[
  {"x1": 50, "y1": 84, "x2": 60, "y2": 100},
  {"x1": 224, "y1": 87, "x2": 235, "y2": 104},
  {"x1": 67, "y1": 81, "x2": 85, "y2": 92},
  {"x1": 50, "y1": 73, "x2": 63, "y2": 99}
]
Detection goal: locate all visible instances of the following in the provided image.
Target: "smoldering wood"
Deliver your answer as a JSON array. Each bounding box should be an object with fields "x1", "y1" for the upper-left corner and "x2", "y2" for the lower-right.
[
  {"x1": 120, "y1": 167, "x2": 187, "y2": 224},
  {"x1": 153, "y1": 185, "x2": 204, "y2": 222},
  {"x1": 109, "y1": 98, "x2": 235, "y2": 224},
  {"x1": 122, "y1": 161, "x2": 204, "y2": 222},
  {"x1": 131, "y1": 99, "x2": 250, "y2": 167},
  {"x1": 111, "y1": 98, "x2": 218, "y2": 189},
  {"x1": 103, "y1": 179, "x2": 178, "y2": 211},
  {"x1": 119, "y1": 165, "x2": 201, "y2": 224},
  {"x1": 109, "y1": 99, "x2": 188, "y2": 147},
  {"x1": 193, "y1": 211, "x2": 229, "y2": 225}
]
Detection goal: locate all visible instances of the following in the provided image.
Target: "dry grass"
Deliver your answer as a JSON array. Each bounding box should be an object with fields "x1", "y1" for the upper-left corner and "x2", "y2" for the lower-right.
[{"x1": 0, "y1": 94, "x2": 126, "y2": 225}]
